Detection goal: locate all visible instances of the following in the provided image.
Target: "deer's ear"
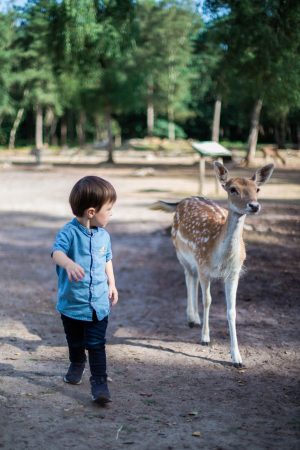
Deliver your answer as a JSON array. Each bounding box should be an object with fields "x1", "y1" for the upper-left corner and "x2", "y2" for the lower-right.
[
  {"x1": 214, "y1": 161, "x2": 229, "y2": 189},
  {"x1": 251, "y1": 164, "x2": 274, "y2": 185}
]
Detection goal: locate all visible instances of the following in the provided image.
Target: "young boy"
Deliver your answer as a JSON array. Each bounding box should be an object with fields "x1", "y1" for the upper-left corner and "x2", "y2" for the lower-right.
[{"x1": 52, "y1": 175, "x2": 118, "y2": 405}]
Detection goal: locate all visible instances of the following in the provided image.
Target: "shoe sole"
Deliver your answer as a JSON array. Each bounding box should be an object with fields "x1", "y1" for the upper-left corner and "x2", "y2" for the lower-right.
[
  {"x1": 92, "y1": 395, "x2": 112, "y2": 405},
  {"x1": 63, "y1": 368, "x2": 85, "y2": 385},
  {"x1": 63, "y1": 376, "x2": 83, "y2": 385}
]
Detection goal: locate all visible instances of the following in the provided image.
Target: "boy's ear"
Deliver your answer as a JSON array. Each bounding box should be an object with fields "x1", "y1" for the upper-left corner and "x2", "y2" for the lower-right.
[{"x1": 87, "y1": 208, "x2": 96, "y2": 218}]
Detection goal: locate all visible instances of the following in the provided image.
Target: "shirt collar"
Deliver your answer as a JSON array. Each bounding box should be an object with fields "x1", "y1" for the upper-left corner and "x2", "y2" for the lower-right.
[{"x1": 72, "y1": 218, "x2": 100, "y2": 236}]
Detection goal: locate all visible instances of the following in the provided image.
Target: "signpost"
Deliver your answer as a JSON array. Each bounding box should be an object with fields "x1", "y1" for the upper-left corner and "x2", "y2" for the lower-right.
[{"x1": 191, "y1": 141, "x2": 232, "y2": 195}]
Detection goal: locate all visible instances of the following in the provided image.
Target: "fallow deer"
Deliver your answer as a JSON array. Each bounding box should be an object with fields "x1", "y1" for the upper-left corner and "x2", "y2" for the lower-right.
[{"x1": 152, "y1": 162, "x2": 274, "y2": 367}]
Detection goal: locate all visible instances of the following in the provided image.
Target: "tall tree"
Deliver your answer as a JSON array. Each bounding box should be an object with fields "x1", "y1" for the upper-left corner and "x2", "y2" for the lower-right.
[
  {"x1": 14, "y1": 0, "x2": 61, "y2": 154},
  {"x1": 193, "y1": 22, "x2": 228, "y2": 142},
  {"x1": 135, "y1": 0, "x2": 199, "y2": 140},
  {"x1": 50, "y1": 0, "x2": 99, "y2": 147},
  {"x1": 90, "y1": 0, "x2": 137, "y2": 161},
  {"x1": 204, "y1": 0, "x2": 300, "y2": 163},
  {"x1": 0, "y1": 10, "x2": 15, "y2": 136}
]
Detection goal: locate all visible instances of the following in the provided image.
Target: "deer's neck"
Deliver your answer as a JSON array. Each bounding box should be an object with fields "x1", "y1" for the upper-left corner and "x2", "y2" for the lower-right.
[{"x1": 220, "y1": 211, "x2": 245, "y2": 253}]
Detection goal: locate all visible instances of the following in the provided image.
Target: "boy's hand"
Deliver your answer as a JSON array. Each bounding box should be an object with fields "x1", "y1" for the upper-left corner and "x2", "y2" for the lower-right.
[
  {"x1": 109, "y1": 285, "x2": 118, "y2": 306},
  {"x1": 65, "y1": 261, "x2": 85, "y2": 282}
]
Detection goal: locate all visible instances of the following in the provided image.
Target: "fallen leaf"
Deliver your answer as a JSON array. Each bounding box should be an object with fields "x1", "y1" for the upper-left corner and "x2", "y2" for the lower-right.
[
  {"x1": 139, "y1": 392, "x2": 152, "y2": 397},
  {"x1": 192, "y1": 431, "x2": 202, "y2": 437},
  {"x1": 188, "y1": 411, "x2": 198, "y2": 416},
  {"x1": 116, "y1": 425, "x2": 123, "y2": 440}
]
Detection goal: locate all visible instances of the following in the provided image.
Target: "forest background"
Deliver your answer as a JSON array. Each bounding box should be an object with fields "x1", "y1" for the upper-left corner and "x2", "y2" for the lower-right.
[{"x1": 0, "y1": 0, "x2": 300, "y2": 165}]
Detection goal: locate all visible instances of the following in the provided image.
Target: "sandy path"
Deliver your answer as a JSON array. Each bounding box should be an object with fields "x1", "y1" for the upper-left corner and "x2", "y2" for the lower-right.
[{"x1": 0, "y1": 162, "x2": 299, "y2": 450}]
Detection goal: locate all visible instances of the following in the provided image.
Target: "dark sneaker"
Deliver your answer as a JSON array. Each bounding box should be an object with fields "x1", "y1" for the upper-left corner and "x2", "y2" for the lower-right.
[
  {"x1": 63, "y1": 362, "x2": 85, "y2": 385},
  {"x1": 90, "y1": 376, "x2": 111, "y2": 404}
]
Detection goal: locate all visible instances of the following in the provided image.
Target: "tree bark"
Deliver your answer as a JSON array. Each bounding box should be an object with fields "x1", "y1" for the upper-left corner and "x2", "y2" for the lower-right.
[
  {"x1": 60, "y1": 116, "x2": 67, "y2": 147},
  {"x1": 95, "y1": 114, "x2": 102, "y2": 142},
  {"x1": 50, "y1": 120, "x2": 58, "y2": 146},
  {"x1": 147, "y1": 83, "x2": 154, "y2": 137},
  {"x1": 246, "y1": 99, "x2": 263, "y2": 166},
  {"x1": 33, "y1": 104, "x2": 43, "y2": 164},
  {"x1": 168, "y1": 106, "x2": 175, "y2": 141},
  {"x1": 212, "y1": 96, "x2": 222, "y2": 142},
  {"x1": 105, "y1": 105, "x2": 114, "y2": 163},
  {"x1": 45, "y1": 107, "x2": 58, "y2": 146},
  {"x1": 275, "y1": 118, "x2": 286, "y2": 149},
  {"x1": 35, "y1": 104, "x2": 43, "y2": 150},
  {"x1": 296, "y1": 125, "x2": 300, "y2": 150},
  {"x1": 9, "y1": 107, "x2": 25, "y2": 149},
  {"x1": 76, "y1": 111, "x2": 86, "y2": 148}
]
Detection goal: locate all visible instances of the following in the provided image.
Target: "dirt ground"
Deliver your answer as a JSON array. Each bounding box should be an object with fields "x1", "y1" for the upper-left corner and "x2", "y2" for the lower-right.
[{"x1": 0, "y1": 156, "x2": 299, "y2": 450}]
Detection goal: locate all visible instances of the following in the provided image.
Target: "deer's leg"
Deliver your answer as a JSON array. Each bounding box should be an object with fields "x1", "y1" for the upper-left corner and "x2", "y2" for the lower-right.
[
  {"x1": 199, "y1": 276, "x2": 212, "y2": 345},
  {"x1": 184, "y1": 269, "x2": 200, "y2": 328},
  {"x1": 224, "y1": 275, "x2": 243, "y2": 367}
]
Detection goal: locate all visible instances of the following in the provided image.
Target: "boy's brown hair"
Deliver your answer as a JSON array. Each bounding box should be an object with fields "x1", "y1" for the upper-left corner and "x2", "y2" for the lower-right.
[{"x1": 69, "y1": 176, "x2": 117, "y2": 217}]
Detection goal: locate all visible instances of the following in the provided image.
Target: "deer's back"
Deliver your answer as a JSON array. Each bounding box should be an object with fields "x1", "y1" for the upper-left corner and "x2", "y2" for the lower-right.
[{"x1": 171, "y1": 197, "x2": 235, "y2": 276}]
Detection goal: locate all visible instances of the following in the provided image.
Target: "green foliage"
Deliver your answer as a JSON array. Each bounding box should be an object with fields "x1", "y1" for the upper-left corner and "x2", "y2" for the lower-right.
[
  {"x1": 14, "y1": 0, "x2": 61, "y2": 112},
  {"x1": 203, "y1": 0, "x2": 300, "y2": 121},
  {"x1": 0, "y1": 0, "x2": 299, "y2": 149},
  {"x1": 134, "y1": 0, "x2": 200, "y2": 119},
  {"x1": 0, "y1": 10, "x2": 16, "y2": 117},
  {"x1": 153, "y1": 118, "x2": 187, "y2": 139}
]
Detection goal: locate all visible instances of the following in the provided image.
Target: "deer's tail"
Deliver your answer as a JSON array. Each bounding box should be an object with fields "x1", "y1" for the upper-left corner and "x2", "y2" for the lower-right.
[{"x1": 150, "y1": 200, "x2": 179, "y2": 213}]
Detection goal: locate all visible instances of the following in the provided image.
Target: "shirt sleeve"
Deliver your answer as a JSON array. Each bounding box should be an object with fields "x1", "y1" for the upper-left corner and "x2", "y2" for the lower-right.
[
  {"x1": 106, "y1": 235, "x2": 112, "y2": 262},
  {"x1": 52, "y1": 227, "x2": 72, "y2": 256}
]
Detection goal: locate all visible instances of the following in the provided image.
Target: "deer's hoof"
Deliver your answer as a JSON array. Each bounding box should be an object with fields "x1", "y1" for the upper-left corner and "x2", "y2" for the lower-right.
[
  {"x1": 201, "y1": 341, "x2": 209, "y2": 346},
  {"x1": 188, "y1": 322, "x2": 201, "y2": 328},
  {"x1": 233, "y1": 363, "x2": 244, "y2": 369}
]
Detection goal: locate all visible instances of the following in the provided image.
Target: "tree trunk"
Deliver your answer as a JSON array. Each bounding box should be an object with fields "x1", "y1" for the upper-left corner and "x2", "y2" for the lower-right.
[
  {"x1": 105, "y1": 105, "x2": 114, "y2": 163},
  {"x1": 33, "y1": 104, "x2": 43, "y2": 164},
  {"x1": 9, "y1": 107, "x2": 25, "y2": 149},
  {"x1": 60, "y1": 116, "x2": 67, "y2": 147},
  {"x1": 296, "y1": 125, "x2": 300, "y2": 150},
  {"x1": 76, "y1": 111, "x2": 86, "y2": 148},
  {"x1": 147, "y1": 83, "x2": 154, "y2": 137},
  {"x1": 95, "y1": 114, "x2": 102, "y2": 142},
  {"x1": 35, "y1": 104, "x2": 43, "y2": 149},
  {"x1": 212, "y1": 96, "x2": 222, "y2": 142},
  {"x1": 168, "y1": 106, "x2": 175, "y2": 141},
  {"x1": 45, "y1": 107, "x2": 58, "y2": 146},
  {"x1": 50, "y1": 120, "x2": 58, "y2": 146},
  {"x1": 275, "y1": 118, "x2": 286, "y2": 149},
  {"x1": 246, "y1": 99, "x2": 263, "y2": 166}
]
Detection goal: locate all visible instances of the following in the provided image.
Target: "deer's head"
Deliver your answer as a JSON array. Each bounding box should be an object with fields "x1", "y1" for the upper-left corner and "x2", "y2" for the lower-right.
[{"x1": 214, "y1": 162, "x2": 274, "y2": 215}]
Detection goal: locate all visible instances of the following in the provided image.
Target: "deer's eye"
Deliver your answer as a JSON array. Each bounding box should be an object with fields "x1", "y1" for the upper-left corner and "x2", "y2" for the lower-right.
[
  {"x1": 256, "y1": 188, "x2": 260, "y2": 193},
  {"x1": 229, "y1": 187, "x2": 238, "y2": 195}
]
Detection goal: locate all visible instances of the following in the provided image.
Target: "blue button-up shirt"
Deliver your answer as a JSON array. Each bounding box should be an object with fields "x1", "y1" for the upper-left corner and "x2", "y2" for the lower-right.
[{"x1": 52, "y1": 218, "x2": 112, "y2": 321}]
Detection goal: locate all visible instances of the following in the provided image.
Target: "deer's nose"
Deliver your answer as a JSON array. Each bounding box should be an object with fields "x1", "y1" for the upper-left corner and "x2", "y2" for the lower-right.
[{"x1": 248, "y1": 202, "x2": 260, "y2": 213}]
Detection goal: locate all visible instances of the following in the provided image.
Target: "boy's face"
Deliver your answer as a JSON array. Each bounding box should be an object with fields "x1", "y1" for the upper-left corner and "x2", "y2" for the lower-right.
[{"x1": 89, "y1": 201, "x2": 114, "y2": 228}]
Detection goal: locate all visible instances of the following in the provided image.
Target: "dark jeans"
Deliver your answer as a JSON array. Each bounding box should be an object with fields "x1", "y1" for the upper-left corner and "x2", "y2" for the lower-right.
[{"x1": 61, "y1": 310, "x2": 108, "y2": 380}]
